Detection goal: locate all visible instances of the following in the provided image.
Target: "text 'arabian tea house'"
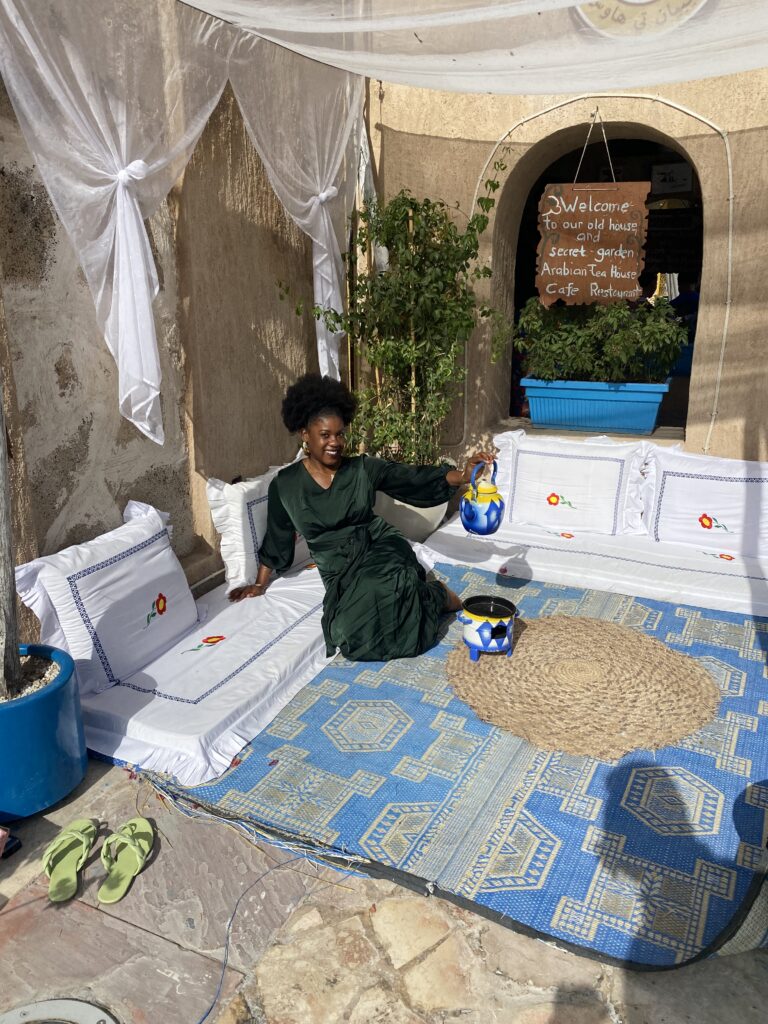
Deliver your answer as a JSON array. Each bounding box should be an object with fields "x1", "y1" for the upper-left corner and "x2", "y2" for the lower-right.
[{"x1": 536, "y1": 182, "x2": 650, "y2": 305}]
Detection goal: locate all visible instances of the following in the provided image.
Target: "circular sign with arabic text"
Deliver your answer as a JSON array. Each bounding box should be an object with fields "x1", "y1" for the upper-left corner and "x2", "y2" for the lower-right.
[{"x1": 577, "y1": 0, "x2": 710, "y2": 37}]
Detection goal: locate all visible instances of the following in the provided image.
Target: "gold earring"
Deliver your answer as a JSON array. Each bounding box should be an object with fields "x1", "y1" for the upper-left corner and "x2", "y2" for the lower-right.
[{"x1": 302, "y1": 440, "x2": 309, "y2": 453}]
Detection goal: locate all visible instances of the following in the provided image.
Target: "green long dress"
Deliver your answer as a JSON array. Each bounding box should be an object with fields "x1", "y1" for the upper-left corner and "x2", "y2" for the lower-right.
[{"x1": 259, "y1": 455, "x2": 457, "y2": 661}]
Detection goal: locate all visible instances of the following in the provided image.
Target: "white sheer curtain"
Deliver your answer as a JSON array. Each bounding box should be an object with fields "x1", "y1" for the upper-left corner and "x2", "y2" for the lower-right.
[
  {"x1": 230, "y1": 34, "x2": 363, "y2": 379},
  {"x1": 186, "y1": 0, "x2": 768, "y2": 93},
  {"x1": 0, "y1": 0, "x2": 232, "y2": 444},
  {"x1": 1, "y1": 0, "x2": 765, "y2": 440}
]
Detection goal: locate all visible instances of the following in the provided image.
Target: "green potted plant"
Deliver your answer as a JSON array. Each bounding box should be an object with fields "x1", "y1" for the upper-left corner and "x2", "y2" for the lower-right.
[
  {"x1": 0, "y1": 357, "x2": 86, "y2": 822},
  {"x1": 513, "y1": 296, "x2": 687, "y2": 434},
  {"x1": 306, "y1": 175, "x2": 508, "y2": 538}
]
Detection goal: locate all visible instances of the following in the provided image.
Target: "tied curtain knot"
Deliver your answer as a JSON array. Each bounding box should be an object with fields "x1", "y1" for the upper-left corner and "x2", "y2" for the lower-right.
[
  {"x1": 114, "y1": 159, "x2": 150, "y2": 189},
  {"x1": 310, "y1": 185, "x2": 338, "y2": 209}
]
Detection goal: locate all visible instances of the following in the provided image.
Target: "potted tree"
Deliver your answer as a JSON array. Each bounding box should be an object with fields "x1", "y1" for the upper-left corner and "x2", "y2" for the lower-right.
[
  {"x1": 0, "y1": 343, "x2": 86, "y2": 822},
  {"x1": 311, "y1": 175, "x2": 508, "y2": 538},
  {"x1": 513, "y1": 296, "x2": 687, "y2": 434}
]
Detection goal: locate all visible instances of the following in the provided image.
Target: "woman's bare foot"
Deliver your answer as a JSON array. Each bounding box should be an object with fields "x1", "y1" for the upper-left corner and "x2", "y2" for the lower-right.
[{"x1": 440, "y1": 584, "x2": 463, "y2": 613}]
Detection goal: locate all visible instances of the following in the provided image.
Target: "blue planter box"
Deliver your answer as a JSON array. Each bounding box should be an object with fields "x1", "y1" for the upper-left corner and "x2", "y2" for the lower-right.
[
  {"x1": 520, "y1": 377, "x2": 669, "y2": 435},
  {"x1": 0, "y1": 644, "x2": 86, "y2": 822}
]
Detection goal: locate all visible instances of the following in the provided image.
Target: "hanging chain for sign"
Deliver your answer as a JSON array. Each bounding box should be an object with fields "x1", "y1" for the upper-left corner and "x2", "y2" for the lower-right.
[{"x1": 573, "y1": 107, "x2": 617, "y2": 188}]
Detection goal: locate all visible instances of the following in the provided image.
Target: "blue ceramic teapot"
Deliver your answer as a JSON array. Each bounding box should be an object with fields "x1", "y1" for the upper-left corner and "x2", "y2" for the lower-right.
[{"x1": 459, "y1": 460, "x2": 504, "y2": 536}]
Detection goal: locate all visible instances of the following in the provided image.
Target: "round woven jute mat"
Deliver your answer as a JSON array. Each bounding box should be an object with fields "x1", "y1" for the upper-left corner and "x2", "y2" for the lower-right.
[{"x1": 447, "y1": 615, "x2": 720, "y2": 759}]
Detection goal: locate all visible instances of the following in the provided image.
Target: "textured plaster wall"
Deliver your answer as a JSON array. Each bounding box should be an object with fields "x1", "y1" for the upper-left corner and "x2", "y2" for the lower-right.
[
  {"x1": 0, "y1": 74, "x2": 317, "y2": 583},
  {"x1": 371, "y1": 70, "x2": 768, "y2": 460},
  {"x1": 0, "y1": 78, "x2": 194, "y2": 562},
  {"x1": 175, "y1": 84, "x2": 317, "y2": 560}
]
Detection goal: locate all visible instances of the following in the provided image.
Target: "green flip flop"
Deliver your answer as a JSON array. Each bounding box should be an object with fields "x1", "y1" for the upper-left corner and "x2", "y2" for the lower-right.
[
  {"x1": 97, "y1": 817, "x2": 154, "y2": 904},
  {"x1": 42, "y1": 818, "x2": 98, "y2": 902}
]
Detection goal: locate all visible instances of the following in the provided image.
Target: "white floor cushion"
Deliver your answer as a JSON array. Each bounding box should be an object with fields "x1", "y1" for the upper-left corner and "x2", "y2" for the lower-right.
[
  {"x1": 15, "y1": 508, "x2": 198, "y2": 694},
  {"x1": 643, "y1": 445, "x2": 768, "y2": 557},
  {"x1": 80, "y1": 568, "x2": 328, "y2": 785},
  {"x1": 416, "y1": 513, "x2": 768, "y2": 617},
  {"x1": 207, "y1": 462, "x2": 310, "y2": 591},
  {"x1": 493, "y1": 429, "x2": 647, "y2": 536}
]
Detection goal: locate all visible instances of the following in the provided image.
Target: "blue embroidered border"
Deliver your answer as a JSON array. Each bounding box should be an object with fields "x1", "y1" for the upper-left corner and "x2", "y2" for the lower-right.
[
  {"x1": 653, "y1": 470, "x2": 768, "y2": 542},
  {"x1": 66, "y1": 528, "x2": 169, "y2": 687},
  {"x1": 508, "y1": 449, "x2": 626, "y2": 535},
  {"x1": 117, "y1": 601, "x2": 323, "y2": 704},
  {"x1": 246, "y1": 494, "x2": 268, "y2": 560}
]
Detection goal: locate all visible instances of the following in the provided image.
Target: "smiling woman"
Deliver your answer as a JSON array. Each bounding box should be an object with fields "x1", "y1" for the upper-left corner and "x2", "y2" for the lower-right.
[{"x1": 229, "y1": 374, "x2": 492, "y2": 661}]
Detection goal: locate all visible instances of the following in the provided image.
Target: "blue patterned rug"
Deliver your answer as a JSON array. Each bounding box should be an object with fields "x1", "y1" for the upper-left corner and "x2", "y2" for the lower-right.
[{"x1": 153, "y1": 564, "x2": 768, "y2": 967}]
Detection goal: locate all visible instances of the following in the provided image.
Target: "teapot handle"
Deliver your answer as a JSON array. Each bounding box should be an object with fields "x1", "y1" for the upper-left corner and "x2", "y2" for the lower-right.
[{"x1": 470, "y1": 459, "x2": 498, "y2": 498}]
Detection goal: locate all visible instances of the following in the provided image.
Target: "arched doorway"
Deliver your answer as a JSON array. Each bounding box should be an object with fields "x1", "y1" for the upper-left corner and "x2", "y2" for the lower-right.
[{"x1": 507, "y1": 137, "x2": 702, "y2": 429}]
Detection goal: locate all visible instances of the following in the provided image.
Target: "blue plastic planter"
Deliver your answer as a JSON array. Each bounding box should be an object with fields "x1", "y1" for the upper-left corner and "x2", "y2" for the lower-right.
[
  {"x1": 0, "y1": 644, "x2": 86, "y2": 822},
  {"x1": 521, "y1": 377, "x2": 670, "y2": 435}
]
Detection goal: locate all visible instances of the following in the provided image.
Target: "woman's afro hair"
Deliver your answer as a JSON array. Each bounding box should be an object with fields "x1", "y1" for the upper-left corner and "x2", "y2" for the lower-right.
[{"x1": 281, "y1": 373, "x2": 357, "y2": 433}]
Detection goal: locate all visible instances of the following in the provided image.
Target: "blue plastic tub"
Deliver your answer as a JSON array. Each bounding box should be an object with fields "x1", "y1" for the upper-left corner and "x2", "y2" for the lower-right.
[
  {"x1": 520, "y1": 377, "x2": 670, "y2": 435},
  {"x1": 0, "y1": 644, "x2": 86, "y2": 822}
]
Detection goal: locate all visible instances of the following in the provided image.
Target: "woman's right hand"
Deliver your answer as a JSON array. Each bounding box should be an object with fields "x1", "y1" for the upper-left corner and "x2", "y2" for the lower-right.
[{"x1": 229, "y1": 583, "x2": 267, "y2": 602}]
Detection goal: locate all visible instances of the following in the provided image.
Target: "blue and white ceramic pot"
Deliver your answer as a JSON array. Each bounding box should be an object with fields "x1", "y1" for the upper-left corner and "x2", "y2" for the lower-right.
[
  {"x1": 457, "y1": 595, "x2": 517, "y2": 662},
  {"x1": 459, "y1": 460, "x2": 504, "y2": 536}
]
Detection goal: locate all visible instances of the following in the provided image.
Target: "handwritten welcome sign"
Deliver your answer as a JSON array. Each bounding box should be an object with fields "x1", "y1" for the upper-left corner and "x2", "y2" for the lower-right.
[{"x1": 536, "y1": 182, "x2": 650, "y2": 307}]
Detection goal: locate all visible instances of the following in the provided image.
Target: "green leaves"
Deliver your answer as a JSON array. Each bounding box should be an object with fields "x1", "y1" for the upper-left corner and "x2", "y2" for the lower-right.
[
  {"x1": 278, "y1": 169, "x2": 513, "y2": 464},
  {"x1": 308, "y1": 181, "x2": 508, "y2": 465},
  {"x1": 512, "y1": 297, "x2": 687, "y2": 384}
]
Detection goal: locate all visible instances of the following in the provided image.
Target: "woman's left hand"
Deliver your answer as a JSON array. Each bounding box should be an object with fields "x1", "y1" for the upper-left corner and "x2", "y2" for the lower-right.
[{"x1": 461, "y1": 451, "x2": 495, "y2": 485}]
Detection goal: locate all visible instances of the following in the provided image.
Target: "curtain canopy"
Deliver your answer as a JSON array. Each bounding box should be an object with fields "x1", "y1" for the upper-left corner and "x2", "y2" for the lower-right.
[
  {"x1": 0, "y1": 0, "x2": 766, "y2": 443},
  {"x1": 0, "y1": 0, "x2": 362, "y2": 442},
  {"x1": 186, "y1": 0, "x2": 768, "y2": 93}
]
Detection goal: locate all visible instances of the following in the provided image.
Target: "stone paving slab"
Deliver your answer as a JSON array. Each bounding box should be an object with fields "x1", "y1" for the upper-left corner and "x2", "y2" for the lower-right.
[
  {"x1": 0, "y1": 876, "x2": 242, "y2": 1024},
  {"x1": 1, "y1": 761, "x2": 331, "y2": 974},
  {"x1": 613, "y1": 951, "x2": 768, "y2": 1024},
  {"x1": 76, "y1": 782, "x2": 324, "y2": 972},
  {"x1": 0, "y1": 760, "x2": 121, "y2": 908},
  {"x1": 240, "y1": 859, "x2": 768, "y2": 1024}
]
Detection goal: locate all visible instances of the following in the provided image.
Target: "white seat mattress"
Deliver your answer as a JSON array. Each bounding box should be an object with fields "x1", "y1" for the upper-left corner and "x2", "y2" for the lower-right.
[
  {"x1": 81, "y1": 569, "x2": 327, "y2": 785},
  {"x1": 416, "y1": 514, "x2": 768, "y2": 617}
]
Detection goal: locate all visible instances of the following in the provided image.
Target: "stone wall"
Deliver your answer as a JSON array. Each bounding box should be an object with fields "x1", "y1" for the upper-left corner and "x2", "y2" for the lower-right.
[{"x1": 371, "y1": 70, "x2": 768, "y2": 461}]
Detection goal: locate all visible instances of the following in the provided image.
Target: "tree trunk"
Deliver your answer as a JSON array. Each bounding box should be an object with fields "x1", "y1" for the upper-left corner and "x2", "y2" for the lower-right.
[
  {"x1": 0, "y1": 362, "x2": 21, "y2": 699},
  {"x1": 407, "y1": 208, "x2": 417, "y2": 452}
]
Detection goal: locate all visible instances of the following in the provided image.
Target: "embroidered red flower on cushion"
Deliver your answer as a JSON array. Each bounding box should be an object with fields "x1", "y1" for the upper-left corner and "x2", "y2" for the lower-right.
[
  {"x1": 699, "y1": 513, "x2": 729, "y2": 531},
  {"x1": 546, "y1": 493, "x2": 576, "y2": 509},
  {"x1": 183, "y1": 634, "x2": 227, "y2": 654},
  {"x1": 145, "y1": 592, "x2": 169, "y2": 627},
  {"x1": 719, "y1": 553, "x2": 735, "y2": 561}
]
